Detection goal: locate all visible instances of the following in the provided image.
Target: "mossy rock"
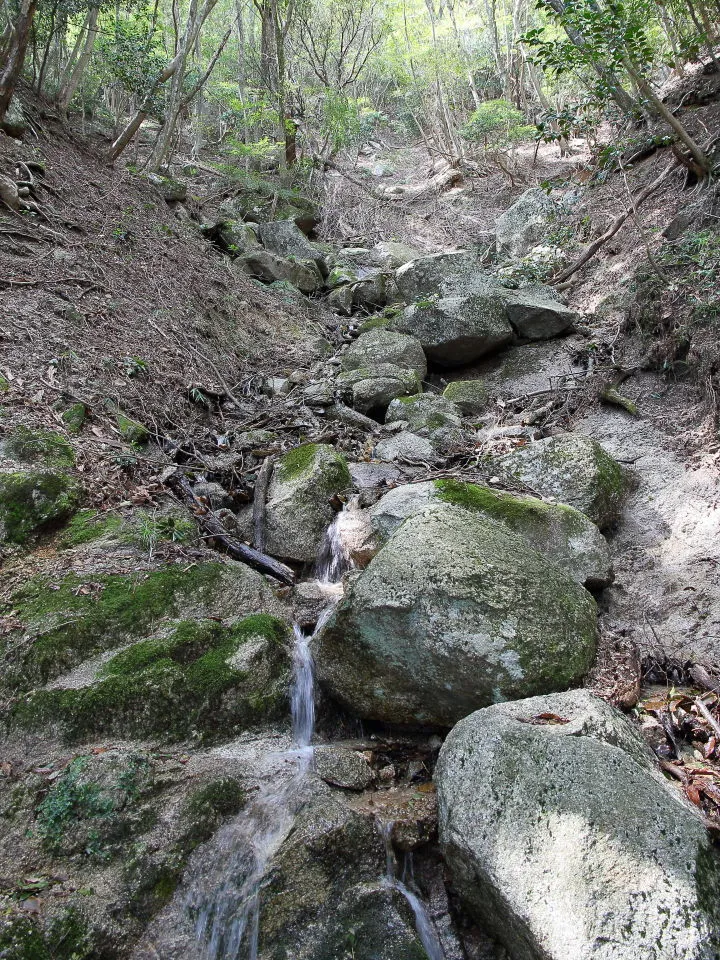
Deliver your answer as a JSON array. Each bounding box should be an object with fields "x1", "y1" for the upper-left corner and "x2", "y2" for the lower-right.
[
  {"x1": 0, "y1": 470, "x2": 81, "y2": 545},
  {"x1": 57, "y1": 506, "x2": 196, "y2": 551},
  {"x1": 327, "y1": 265, "x2": 358, "y2": 289},
  {"x1": 0, "y1": 909, "x2": 100, "y2": 960},
  {"x1": 385, "y1": 393, "x2": 463, "y2": 434},
  {"x1": 11, "y1": 615, "x2": 291, "y2": 742},
  {"x1": 0, "y1": 560, "x2": 280, "y2": 693},
  {"x1": 0, "y1": 375, "x2": 10, "y2": 393},
  {"x1": 265, "y1": 444, "x2": 351, "y2": 562},
  {"x1": 335, "y1": 364, "x2": 422, "y2": 417},
  {"x1": 146, "y1": 173, "x2": 187, "y2": 202},
  {"x1": 314, "y1": 502, "x2": 597, "y2": 728},
  {"x1": 115, "y1": 411, "x2": 150, "y2": 446},
  {"x1": 442, "y1": 380, "x2": 490, "y2": 417},
  {"x1": 498, "y1": 434, "x2": 632, "y2": 529},
  {"x1": 61, "y1": 403, "x2": 87, "y2": 435},
  {"x1": 2, "y1": 425, "x2": 75, "y2": 467}
]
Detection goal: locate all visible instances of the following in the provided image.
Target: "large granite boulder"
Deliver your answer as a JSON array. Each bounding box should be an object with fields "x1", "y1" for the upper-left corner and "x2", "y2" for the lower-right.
[
  {"x1": 373, "y1": 431, "x2": 438, "y2": 464},
  {"x1": 313, "y1": 503, "x2": 597, "y2": 727},
  {"x1": 374, "y1": 241, "x2": 423, "y2": 268},
  {"x1": 257, "y1": 220, "x2": 327, "y2": 275},
  {"x1": 395, "y1": 294, "x2": 514, "y2": 367},
  {"x1": 498, "y1": 434, "x2": 631, "y2": 529},
  {"x1": 265, "y1": 444, "x2": 351, "y2": 561},
  {"x1": 436, "y1": 689, "x2": 720, "y2": 960},
  {"x1": 496, "y1": 187, "x2": 558, "y2": 259},
  {"x1": 352, "y1": 273, "x2": 392, "y2": 311},
  {"x1": 503, "y1": 285, "x2": 576, "y2": 340},
  {"x1": 367, "y1": 479, "x2": 612, "y2": 589},
  {"x1": 216, "y1": 220, "x2": 261, "y2": 256},
  {"x1": 235, "y1": 250, "x2": 323, "y2": 294},
  {"x1": 341, "y1": 329, "x2": 427, "y2": 379},
  {"x1": 335, "y1": 365, "x2": 421, "y2": 416},
  {"x1": 384, "y1": 395, "x2": 464, "y2": 450},
  {"x1": 394, "y1": 252, "x2": 496, "y2": 301}
]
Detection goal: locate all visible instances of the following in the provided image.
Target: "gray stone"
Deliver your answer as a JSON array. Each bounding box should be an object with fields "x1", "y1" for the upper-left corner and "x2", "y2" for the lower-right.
[
  {"x1": 192, "y1": 481, "x2": 233, "y2": 511},
  {"x1": 369, "y1": 479, "x2": 612, "y2": 589},
  {"x1": 327, "y1": 284, "x2": 354, "y2": 316},
  {"x1": 313, "y1": 503, "x2": 597, "y2": 727},
  {"x1": 396, "y1": 294, "x2": 514, "y2": 367},
  {"x1": 373, "y1": 241, "x2": 423, "y2": 268},
  {"x1": 302, "y1": 380, "x2": 336, "y2": 407},
  {"x1": 341, "y1": 328, "x2": 427, "y2": 379},
  {"x1": 335, "y1": 364, "x2": 421, "y2": 415},
  {"x1": 217, "y1": 220, "x2": 261, "y2": 255},
  {"x1": 146, "y1": 172, "x2": 187, "y2": 202},
  {"x1": 436, "y1": 689, "x2": 720, "y2": 960},
  {"x1": 257, "y1": 219, "x2": 327, "y2": 275},
  {"x1": 442, "y1": 380, "x2": 489, "y2": 417},
  {"x1": 265, "y1": 444, "x2": 351, "y2": 561},
  {"x1": 327, "y1": 265, "x2": 358, "y2": 288},
  {"x1": 314, "y1": 745, "x2": 374, "y2": 790},
  {"x1": 0, "y1": 97, "x2": 26, "y2": 138},
  {"x1": 498, "y1": 434, "x2": 632, "y2": 529},
  {"x1": 373, "y1": 431, "x2": 437, "y2": 464},
  {"x1": 235, "y1": 250, "x2": 323, "y2": 294},
  {"x1": 352, "y1": 273, "x2": 391, "y2": 311},
  {"x1": 394, "y1": 251, "x2": 497, "y2": 301},
  {"x1": 385, "y1": 393, "x2": 463, "y2": 433},
  {"x1": 496, "y1": 187, "x2": 558, "y2": 259},
  {"x1": 349, "y1": 461, "x2": 403, "y2": 490},
  {"x1": 503, "y1": 285, "x2": 577, "y2": 340}
]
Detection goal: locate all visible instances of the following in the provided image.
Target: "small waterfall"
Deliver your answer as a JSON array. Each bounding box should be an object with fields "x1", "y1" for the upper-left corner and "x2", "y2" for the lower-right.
[
  {"x1": 315, "y1": 495, "x2": 361, "y2": 583},
  {"x1": 189, "y1": 506, "x2": 355, "y2": 959},
  {"x1": 380, "y1": 821, "x2": 445, "y2": 960}
]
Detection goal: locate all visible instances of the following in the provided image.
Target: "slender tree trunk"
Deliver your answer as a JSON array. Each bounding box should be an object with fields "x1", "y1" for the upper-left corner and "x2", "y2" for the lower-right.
[
  {"x1": 36, "y1": 1, "x2": 57, "y2": 94},
  {"x1": 57, "y1": 6, "x2": 99, "y2": 113},
  {"x1": 0, "y1": 0, "x2": 37, "y2": 122}
]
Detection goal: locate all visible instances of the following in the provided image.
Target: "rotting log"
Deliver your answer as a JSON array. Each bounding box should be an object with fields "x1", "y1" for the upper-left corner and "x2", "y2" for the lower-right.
[{"x1": 168, "y1": 471, "x2": 295, "y2": 586}]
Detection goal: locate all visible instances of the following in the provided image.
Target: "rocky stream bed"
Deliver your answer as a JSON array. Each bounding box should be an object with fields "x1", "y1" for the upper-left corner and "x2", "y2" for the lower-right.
[{"x1": 1, "y1": 182, "x2": 720, "y2": 960}]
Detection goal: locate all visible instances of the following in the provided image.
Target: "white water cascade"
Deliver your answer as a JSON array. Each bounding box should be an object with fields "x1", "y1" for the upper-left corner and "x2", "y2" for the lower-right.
[
  {"x1": 188, "y1": 506, "x2": 354, "y2": 960},
  {"x1": 381, "y1": 821, "x2": 446, "y2": 960}
]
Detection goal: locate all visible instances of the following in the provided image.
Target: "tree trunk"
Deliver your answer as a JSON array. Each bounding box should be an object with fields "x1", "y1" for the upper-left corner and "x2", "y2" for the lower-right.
[
  {"x1": 0, "y1": 0, "x2": 37, "y2": 122},
  {"x1": 57, "y1": 6, "x2": 99, "y2": 113}
]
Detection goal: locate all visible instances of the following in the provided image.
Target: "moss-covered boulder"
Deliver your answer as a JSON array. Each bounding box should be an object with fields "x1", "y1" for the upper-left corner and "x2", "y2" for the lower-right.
[
  {"x1": 367, "y1": 480, "x2": 612, "y2": 589},
  {"x1": 313, "y1": 503, "x2": 597, "y2": 728},
  {"x1": 265, "y1": 444, "x2": 351, "y2": 562},
  {"x1": 498, "y1": 434, "x2": 631, "y2": 529},
  {"x1": 335, "y1": 364, "x2": 421, "y2": 417},
  {"x1": 341, "y1": 328, "x2": 427, "y2": 379},
  {"x1": 0, "y1": 560, "x2": 280, "y2": 693},
  {"x1": 442, "y1": 380, "x2": 489, "y2": 417},
  {"x1": 395, "y1": 294, "x2": 514, "y2": 368},
  {"x1": 351, "y1": 273, "x2": 392, "y2": 311},
  {"x1": 146, "y1": 173, "x2": 187, "y2": 202},
  {"x1": 385, "y1": 393, "x2": 463, "y2": 433},
  {"x1": 11, "y1": 615, "x2": 291, "y2": 742},
  {"x1": 436, "y1": 689, "x2": 720, "y2": 960},
  {"x1": 2, "y1": 425, "x2": 75, "y2": 467},
  {"x1": 0, "y1": 470, "x2": 81, "y2": 545},
  {"x1": 216, "y1": 220, "x2": 261, "y2": 255},
  {"x1": 61, "y1": 402, "x2": 88, "y2": 435},
  {"x1": 257, "y1": 220, "x2": 327, "y2": 275}
]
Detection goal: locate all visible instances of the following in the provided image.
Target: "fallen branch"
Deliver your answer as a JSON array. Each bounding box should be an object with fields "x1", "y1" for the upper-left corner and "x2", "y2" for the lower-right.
[
  {"x1": 695, "y1": 697, "x2": 720, "y2": 741},
  {"x1": 552, "y1": 160, "x2": 680, "y2": 284},
  {"x1": 168, "y1": 472, "x2": 295, "y2": 586}
]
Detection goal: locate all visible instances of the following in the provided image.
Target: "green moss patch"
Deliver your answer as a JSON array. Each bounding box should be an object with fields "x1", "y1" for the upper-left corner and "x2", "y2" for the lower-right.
[
  {"x1": 3, "y1": 426, "x2": 75, "y2": 467},
  {"x1": 2, "y1": 563, "x2": 240, "y2": 692},
  {"x1": 277, "y1": 443, "x2": 351, "y2": 492},
  {"x1": 0, "y1": 470, "x2": 81, "y2": 544},
  {"x1": 0, "y1": 909, "x2": 98, "y2": 960},
  {"x1": 11, "y1": 616, "x2": 290, "y2": 742},
  {"x1": 61, "y1": 403, "x2": 87, "y2": 435}
]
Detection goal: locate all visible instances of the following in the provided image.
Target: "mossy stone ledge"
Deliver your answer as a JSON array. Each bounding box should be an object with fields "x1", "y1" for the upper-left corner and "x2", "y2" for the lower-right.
[{"x1": 0, "y1": 470, "x2": 81, "y2": 545}]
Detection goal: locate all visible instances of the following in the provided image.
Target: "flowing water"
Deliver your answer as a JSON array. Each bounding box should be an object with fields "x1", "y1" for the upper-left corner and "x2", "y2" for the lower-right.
[
  {"x1": 381, "y1": 821, "x2": 446, "y2": 960},
  {"x1": 188, "y1": 508, "x2": 354, "y2": 959}
]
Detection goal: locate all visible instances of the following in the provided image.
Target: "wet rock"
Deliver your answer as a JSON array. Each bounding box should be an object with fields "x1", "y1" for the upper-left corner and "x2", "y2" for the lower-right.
[
  {"x1": 257, "y1": 220, "x2": 327, "y2": 275},
  {"x1": 257, "y1": 790, "x2": 430, "y2": 960},
  {"x1": 313, "y1": 503, "x2": 597, "y2": 727},
  {"x1": 368, "y1": 479, "x2": 612, "y2": 589},
  {"x1": 335, "y1": 365, "x2": 421, "y2": 416},
  {"x1": 503, "y1": 285, "x2": 577, "y2": 340},
  {"x1": 442, "y1": 380, "x2": 489, "y2": 417},
  {"x1": 436, "y1": 689, "x2": 720, "y2": 960},
  {"x1": 314, "y1": 745, "x2": 374, "y2": 791},
  {"x1": 495, "y1": 187, "x2": 558, "y2": 259},
  {"x1": 235, "y1": 250, "x2": 323, "y2": 294},
  {"x1": 341, "y1": 328, "x2": 427, "y2": 379},
  {"x1": 265, "y1": 444, "x2": 351, "y2": 562},
  {"x1": 498, "y1": 434, "x2": 631, "y2": 529},
  {"x1": 373, "y1": 431, "x2": 437, "y2": 464},
  {"x1": 395, "y1": 294, "x2": 514, "y2": 367}
]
